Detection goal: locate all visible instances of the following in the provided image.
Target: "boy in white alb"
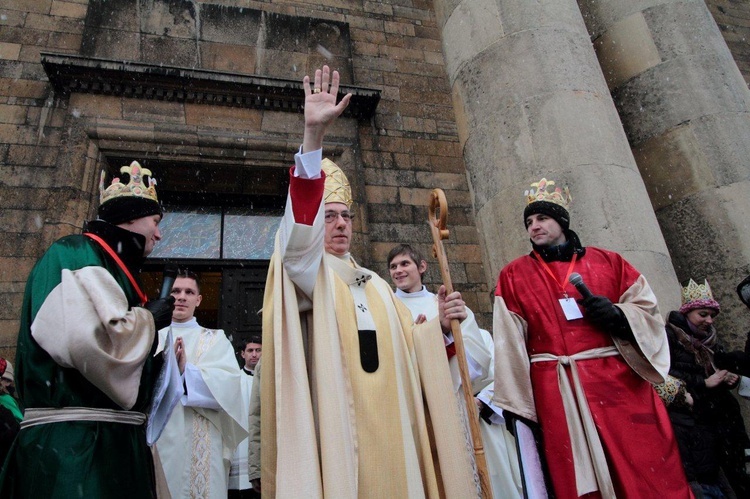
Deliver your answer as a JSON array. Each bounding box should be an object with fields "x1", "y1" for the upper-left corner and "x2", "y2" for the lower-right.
[{"x1": 388, "y1": 244, "x2": 523, "y2": 499}]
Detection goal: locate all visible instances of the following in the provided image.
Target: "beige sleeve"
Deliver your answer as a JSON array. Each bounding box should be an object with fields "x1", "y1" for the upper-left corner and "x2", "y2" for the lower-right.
[
  {"x1": 615, "y1": 274, "x2": 670, "y2": 383},
  {"x1": 278, "y1": 194, "x2": 325, "y2": 306},
  {"x1": 492, "y1": 295, "x2": 537, "y2": 422},
  {"x1": 31, "y1": 266, "x2": 155, "y2": 410}
]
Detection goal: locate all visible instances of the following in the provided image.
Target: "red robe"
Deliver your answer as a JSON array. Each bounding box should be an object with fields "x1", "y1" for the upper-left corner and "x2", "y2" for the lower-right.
[{"x1": 495, "y1": 247, "x2": 691, "y2": 499}]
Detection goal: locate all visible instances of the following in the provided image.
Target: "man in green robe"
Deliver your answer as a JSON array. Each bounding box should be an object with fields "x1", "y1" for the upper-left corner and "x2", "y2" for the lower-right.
[{"x1": 0, "y1": 161, "x2": 175, "y2": 498}]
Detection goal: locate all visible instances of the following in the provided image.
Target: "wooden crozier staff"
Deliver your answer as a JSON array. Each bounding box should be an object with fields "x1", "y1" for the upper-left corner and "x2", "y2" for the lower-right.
[{"x1": 428, "y1": 188, "x2": 493, "y2": 499}]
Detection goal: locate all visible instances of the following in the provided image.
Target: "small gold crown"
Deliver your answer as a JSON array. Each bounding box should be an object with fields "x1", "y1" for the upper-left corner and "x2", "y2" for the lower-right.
[
  {"x1": 524, "y1": 178, "x2": 572, "y2": 208},
  {"x1": 681, "y1": 279, "x2": 714, "y2": 304},
  {"x1": 322, "y1": 158, "x2": 352, "y2": 208},
  {"x1": 99, "y1": 161, "x2": 158, "y2": 206}
]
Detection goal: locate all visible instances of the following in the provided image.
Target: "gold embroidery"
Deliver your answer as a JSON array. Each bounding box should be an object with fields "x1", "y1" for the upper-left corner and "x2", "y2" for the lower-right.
[
  {"x1": 190, "y1": 413, "x2": 211, "y2": 498},
  {"x1": 188, "y1": 329, "x2": 221, "y2": 498}
]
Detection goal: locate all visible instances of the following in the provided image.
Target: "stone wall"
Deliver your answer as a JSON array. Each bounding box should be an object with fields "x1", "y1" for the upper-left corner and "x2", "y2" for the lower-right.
[
  {"x1": 708, "y1": 0, "x2": 750, "y2": 86},
  {"x1": 0, "y1": 0, "x2": 488, "y2": 359}
]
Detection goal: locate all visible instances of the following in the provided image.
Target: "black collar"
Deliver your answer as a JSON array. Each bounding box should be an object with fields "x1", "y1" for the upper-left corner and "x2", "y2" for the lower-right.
[
  {"x1": 83, "y1": 220, "x2": 147, "y2": 274},
  {"x1": 530, "y1": 229, "x2": 586, "y2": 262}
]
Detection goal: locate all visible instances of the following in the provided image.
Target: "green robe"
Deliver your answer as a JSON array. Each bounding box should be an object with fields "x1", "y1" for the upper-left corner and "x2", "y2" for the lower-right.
[{"x1": 0, "y1": 227, "x2": 160, "y2": 498}]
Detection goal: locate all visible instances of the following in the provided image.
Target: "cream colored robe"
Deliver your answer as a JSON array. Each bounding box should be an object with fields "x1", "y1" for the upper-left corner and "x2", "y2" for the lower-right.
[
  {"x1": 156, "y1": 322, "x2": 248, "y2": 499},
  {"x1": 260, "y1": 196, "x2": 478, "y2": 498},
  {"x1": 229, "y1": 370, "x2": 254, "y2": 491},
  {"x1": 395, "y1": 288, "x2": 524, "y2": 499}
]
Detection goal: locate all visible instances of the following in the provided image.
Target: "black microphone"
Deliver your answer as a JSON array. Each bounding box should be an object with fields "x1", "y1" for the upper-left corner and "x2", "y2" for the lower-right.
[
  {"x1": 160, "y1": 264, "x2": 179, "y2": 299},
  {"x1": 569, "y1": 272, "x2": 593, "y2": 300}
]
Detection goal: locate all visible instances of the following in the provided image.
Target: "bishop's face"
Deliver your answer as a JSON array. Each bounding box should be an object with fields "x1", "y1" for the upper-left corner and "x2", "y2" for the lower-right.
[{"x1": 324, "y1": 202, "x2": 353, "y2": 256}]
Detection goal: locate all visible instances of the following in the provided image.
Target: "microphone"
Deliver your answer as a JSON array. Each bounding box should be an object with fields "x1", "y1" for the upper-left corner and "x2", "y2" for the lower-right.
[
  {"x1": 159, "y1": 264, "x2": 179, "y2": 299},
  {"x1": 569, "y1": 272, "x2": 593, "y2": 300}
]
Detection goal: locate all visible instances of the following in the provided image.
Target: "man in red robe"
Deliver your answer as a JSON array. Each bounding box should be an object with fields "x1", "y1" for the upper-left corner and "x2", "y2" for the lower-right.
[{"x1": 492, "y1": 179, "x2": 692, "y2": 498}]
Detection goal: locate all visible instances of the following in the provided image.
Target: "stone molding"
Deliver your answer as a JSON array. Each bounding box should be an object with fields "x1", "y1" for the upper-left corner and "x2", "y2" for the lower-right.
[{"x1": 41, "y1": 53, "x2": 380, "y2": 119}]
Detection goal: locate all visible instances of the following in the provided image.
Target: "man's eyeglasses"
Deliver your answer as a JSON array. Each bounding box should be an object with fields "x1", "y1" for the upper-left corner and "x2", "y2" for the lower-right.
[{"x1": 324, "y1": 210, "x2": 355, "y2": 224}]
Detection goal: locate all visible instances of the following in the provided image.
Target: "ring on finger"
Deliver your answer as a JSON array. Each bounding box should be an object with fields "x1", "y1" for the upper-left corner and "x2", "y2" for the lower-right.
[{"x1": 313, "y1": 88, "x2": 322, "y2": 94}]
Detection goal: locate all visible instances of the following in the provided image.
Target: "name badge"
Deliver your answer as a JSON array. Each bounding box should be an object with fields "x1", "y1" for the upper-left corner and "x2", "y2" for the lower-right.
[{"x1": 559, "y1": 297, "x2": 583, "y2": 320}]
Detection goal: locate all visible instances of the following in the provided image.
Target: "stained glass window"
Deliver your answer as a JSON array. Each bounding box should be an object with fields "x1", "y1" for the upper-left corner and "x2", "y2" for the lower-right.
[
  {"x1": 150, "y1": 206, "x2": 281, "y2": 260},
  {"x1": 224, "y1": 207, "x2": 281, "y2": 259},
  {"x1": 150, "y1": 207, "x2": 222, "y2": 259}
]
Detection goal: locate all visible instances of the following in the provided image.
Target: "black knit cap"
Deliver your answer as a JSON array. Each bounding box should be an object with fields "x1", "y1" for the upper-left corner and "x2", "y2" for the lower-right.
[
  {"x1": 98, "y1": 196, "x2": 162, "y2": 226},
  {"x1": 523, "y1": 200, "x2": 570, "y2": 230}
]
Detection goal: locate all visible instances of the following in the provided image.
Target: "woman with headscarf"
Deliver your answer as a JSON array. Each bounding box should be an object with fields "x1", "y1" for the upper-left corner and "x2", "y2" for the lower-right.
[{"x1": 667, "y1": 279, "x2": 750, "y2": 498}]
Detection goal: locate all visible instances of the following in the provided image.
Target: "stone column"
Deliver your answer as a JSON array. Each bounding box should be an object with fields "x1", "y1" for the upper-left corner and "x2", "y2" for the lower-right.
[
  {"x1": 434, "y1": 0, "x2": 680, "y2": 309},
  {"x1": 581, "y1": 0, "x2": 750, "y2": 339}
]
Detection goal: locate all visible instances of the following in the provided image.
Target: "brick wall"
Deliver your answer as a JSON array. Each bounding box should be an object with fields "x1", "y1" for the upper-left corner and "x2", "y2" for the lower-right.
[
  {"x1": 0, "y1": 0, "x2": 490, "y2": 358},
  {"x1": 0, "y1": 0, "x2": 90, "y2": 359}
]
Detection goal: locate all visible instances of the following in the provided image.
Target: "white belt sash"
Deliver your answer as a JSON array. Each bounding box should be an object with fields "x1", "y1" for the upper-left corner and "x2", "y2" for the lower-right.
[
  {"x1": 530, "y1": 346, "x2": 619, "y2": 498},
  {"x1": 20, "y1": 407, "x2": 147, "y2": 429}
]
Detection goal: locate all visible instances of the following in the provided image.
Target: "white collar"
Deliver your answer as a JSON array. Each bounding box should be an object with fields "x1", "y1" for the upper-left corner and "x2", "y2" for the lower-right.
[
  {"x1": 171, "y1": 317, "x2": 199, "y2": 328},
  {"x1": 394, "y1": 285, "x2": 432, "y2": 299}
]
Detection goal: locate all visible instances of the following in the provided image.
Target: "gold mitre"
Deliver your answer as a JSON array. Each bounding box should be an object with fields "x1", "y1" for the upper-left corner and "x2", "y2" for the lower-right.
[
  {"x1": 679, "y1": 278, "x2": 721, "y2": 314},
  {"x1": 322, "y1": 158, "x2": 352, "y2": 208},
  {"x1": 99, "y1": 161, "x2": 159, "y2": 205},
  {"x1": 524, "y1": 178, "x2": 572, "y2": 209}
]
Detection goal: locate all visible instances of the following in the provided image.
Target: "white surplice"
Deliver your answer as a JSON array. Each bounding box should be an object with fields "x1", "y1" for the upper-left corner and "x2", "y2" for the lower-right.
[
  {"x1": 228, "y1": 369, "x2": 254, "y2": 492},
  {"x1": 155, "y1": 319, "x2": 248, "y2": 499}
]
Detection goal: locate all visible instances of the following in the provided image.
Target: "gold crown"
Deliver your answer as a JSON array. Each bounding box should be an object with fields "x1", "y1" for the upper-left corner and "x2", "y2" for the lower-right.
[
  {"x1": 681, "y1": 279, "x2": 714, "y2": 304},
  {"x1": 99, "y1": 161, "x2": 158, "y2": 206},
  {"x1": 524, "y1": 178, "x2": 572, "y2": 208},
  {"x1": 322, "y1": 158, "x2": 352, "y2": 208},
  {"x1": 653, "y1": 375, "x2": 683, "y2": 406}
]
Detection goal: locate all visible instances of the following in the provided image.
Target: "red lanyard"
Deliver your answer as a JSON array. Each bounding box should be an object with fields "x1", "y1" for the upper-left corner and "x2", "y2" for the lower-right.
[
  {"x1": 84, "y1": 233, "x2": 148, "y2": 305},
  {"x1": 532, "y1": 252, "x2": 578, "y2": 298}
]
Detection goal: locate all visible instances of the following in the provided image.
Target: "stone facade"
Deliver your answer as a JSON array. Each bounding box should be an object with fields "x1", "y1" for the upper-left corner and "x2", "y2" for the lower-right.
[
  {"x1": 708, "y1": 0, "x2": 750, "y2": 85},
  {"x1": 1, "y1": 0, "x2": 749, "y2": 366},
  {"x1": 0, "y1": 0, "x2": 485, "y2": 360}
]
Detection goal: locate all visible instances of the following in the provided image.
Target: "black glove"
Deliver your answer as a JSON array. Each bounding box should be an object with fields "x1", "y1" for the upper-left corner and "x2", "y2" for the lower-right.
[
  {"x1": 580, "y1": 295, "x2": 634, "y2": 341},
  {"x1": 478, "y1": 400, "x2": 495, "y2": 425},
  {"x1": 144, "y1": 296, "x2": 175, "y2": 330}
]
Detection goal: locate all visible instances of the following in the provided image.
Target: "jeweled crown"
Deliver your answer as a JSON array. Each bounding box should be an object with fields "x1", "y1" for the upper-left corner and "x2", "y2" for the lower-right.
[
  {"x1": 99, "y1": 161, "x2": 158, "y2": 206},
  {"x1": 681, "y1": 279, "x2": 714, "y2": 305},
  {"x1": 524, "y1": 178, "x2": 572, "y2": 208}
]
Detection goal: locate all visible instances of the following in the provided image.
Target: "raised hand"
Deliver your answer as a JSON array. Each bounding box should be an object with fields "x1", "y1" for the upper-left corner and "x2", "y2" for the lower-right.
[{"x1": 302, "y1": 65, "x2": 352, "y2": 153}]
